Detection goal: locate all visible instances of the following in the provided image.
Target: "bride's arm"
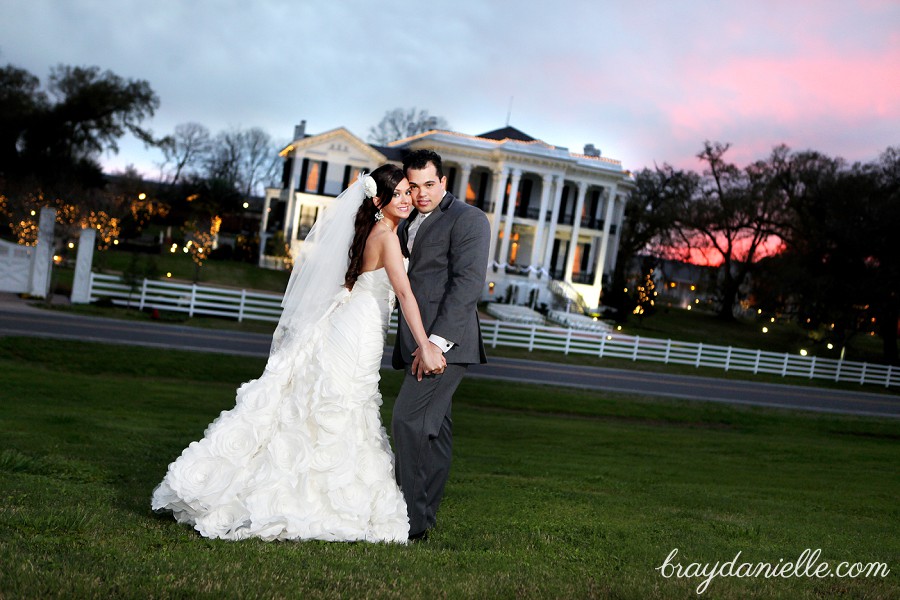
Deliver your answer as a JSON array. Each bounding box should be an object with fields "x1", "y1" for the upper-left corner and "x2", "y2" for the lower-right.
[
  {"x1": 382, "y1": 234, "x2": 429, "y2": 350},
  {"x1": 382, "y1": 234, "x2": 445, "y2": 372}
]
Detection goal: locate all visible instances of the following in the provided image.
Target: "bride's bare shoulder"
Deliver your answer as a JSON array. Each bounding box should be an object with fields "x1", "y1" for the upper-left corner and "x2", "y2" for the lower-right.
[{"x1": 366, "y1": 226, "x2": 394, "y2": 246}]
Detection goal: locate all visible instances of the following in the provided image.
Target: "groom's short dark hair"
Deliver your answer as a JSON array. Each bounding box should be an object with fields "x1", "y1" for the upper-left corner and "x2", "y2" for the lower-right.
[{"x1": 403, "y1": 149, "x2": 444, "y2": 180}]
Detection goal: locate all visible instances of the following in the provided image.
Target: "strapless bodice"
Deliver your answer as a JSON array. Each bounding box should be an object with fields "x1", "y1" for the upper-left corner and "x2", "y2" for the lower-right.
[{"x1": 352, "y1": 268, "x2": 394, "y2": 303}]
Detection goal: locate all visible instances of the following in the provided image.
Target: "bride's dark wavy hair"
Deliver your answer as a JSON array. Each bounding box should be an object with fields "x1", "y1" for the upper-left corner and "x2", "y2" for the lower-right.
[{"x1": 344, "y1": 163, "x2": 405, "y2": 289}]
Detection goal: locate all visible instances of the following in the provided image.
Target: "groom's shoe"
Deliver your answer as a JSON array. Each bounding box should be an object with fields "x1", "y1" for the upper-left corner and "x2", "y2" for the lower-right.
[{"x1": 408, "y1": 529, "x2": 429, "y2": 543}]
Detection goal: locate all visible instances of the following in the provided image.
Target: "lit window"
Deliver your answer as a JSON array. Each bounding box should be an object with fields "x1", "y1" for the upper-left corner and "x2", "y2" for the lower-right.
[{"x1": 305, "y1": 163, "x2": 320, "y2": 193}]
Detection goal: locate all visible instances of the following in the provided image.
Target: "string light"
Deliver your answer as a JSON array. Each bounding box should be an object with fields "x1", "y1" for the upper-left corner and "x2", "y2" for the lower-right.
[
  {"x1": 633, "y1": 269, "x2": 656, "y2": 315},
  {"x1": 183, "y1": 216, "x2": 222, "y2": 267}
]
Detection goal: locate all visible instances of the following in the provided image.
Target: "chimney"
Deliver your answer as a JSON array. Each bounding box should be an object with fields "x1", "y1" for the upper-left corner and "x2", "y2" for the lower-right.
[
  {"x1": 293, "y1": 120, "x2": 307, "y2": 140},
  {"x1": 583, "y1": 143, "x2": 601, "y2": 157}
]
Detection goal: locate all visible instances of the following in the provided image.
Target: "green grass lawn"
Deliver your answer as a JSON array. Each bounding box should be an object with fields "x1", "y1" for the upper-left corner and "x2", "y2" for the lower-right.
[{"x1": 1, "y1": 337, "x2": 897, "y2": 598}]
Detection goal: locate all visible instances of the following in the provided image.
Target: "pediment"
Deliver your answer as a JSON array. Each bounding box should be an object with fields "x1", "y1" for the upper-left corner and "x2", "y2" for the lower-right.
[{"x1": 279, "y1": 127, "x2": 386, "y2": 164}]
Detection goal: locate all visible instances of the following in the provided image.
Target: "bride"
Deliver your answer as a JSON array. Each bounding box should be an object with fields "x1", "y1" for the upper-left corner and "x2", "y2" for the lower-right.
[{"x1": 151, "y1": 164, "x2": 445, "y2": 543}]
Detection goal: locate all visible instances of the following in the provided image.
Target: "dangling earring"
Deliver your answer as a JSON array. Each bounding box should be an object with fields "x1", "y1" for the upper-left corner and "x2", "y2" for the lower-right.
[{"x1": 374, "y1": 209, "x2": 384, "y2": 222}]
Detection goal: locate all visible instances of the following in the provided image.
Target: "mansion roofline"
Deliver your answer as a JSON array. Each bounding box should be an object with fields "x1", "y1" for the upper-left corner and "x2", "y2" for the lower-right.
[{"x1": 386, "y1": 128, "x2": 626, "y2": 172}]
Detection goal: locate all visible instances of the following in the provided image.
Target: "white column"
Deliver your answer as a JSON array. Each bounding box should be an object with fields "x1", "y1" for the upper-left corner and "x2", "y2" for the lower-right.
[
  {"x1": 456, "y1": 163, "x2": 472, "y2": 201},
  {"x1": 29, "y1": 207, "x2": 56, "y2": 298},
  {"x1": 593, "y1": 185, "x2": 619, "y2": 289},
  {"x1": 259, "y1": 194, "x2": 272, "y2": 233},
  {"x1": 528, "y1": 173, "x2": 553, "y2": 279},
  {"x1": 70, "y1": 227, "x2": 96, "y2": 304},
  {"x1": 282, "y1": 155, "x2": 301, "y2": 239},
  {"x1": 542, "y1": 175, "x2": 565, "y2": 276},
  {"x1": 258, "y1": 193, "x2": 273, "y2": 265},
  {"x1": 487, "y1": 167, "x2": 509, "y2": 269},
  {"x1": 563, "y1": 181, "x2": 589, "y2": 284},
  {"x1": 606, "y1": 191, "x2": 627, "y2": 275},
  {"x1": 497, "y1": 169, "x2": 523, "y2": 268},
  {"x1": 289, "y1": 192, "x2": 304, "y2": 245},
  {"x1": 587, "y1": 235, "x2": 599, "y2": 274},
  {"x1": 282, "y1": 191, "x2": 293, "y2": 239}
]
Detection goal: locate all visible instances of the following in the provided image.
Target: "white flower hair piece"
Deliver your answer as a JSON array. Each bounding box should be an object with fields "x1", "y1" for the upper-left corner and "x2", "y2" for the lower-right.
[{"x1": 363, "y1": 175, "x2": 378, "y2": 199}]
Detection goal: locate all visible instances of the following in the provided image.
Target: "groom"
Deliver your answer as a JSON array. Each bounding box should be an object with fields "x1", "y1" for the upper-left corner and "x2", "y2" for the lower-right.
[{"x1": 392, "y1": 149, "x2": 490, "y2": 541}]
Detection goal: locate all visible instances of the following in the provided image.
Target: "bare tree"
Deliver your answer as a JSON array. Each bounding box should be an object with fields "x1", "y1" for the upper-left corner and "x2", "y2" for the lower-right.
[
  {"x1": 206, "y1": 129, "x2": 241, "y2": 189},
  {"x1": 205, "y1": 127, "x2": 279, "y2": 197},
  {"x1": 158, "y1": 122, "x2": 211, "y2": 186},
  {"x1": 235, "y1": 127, "x2": 279, "y2": 198},
  {"x1": 368, "y1": 108, "x2": 449, "y2": 145}
]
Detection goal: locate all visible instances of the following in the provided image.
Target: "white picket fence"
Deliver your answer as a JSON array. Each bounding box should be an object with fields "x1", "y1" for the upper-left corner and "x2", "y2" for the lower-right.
[
  {"x1": 88, "y1": 273, "x2": 284, "y2": 322},
  {"x1": 481, "y1": 320, "x2": 898, "y2": 389},
  {"x1": 87, "y1": 273, "x2": 899, "y2": 389}
]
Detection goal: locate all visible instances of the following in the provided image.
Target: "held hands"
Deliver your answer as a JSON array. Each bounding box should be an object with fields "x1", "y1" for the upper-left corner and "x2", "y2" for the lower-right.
[{"x1": 411, "y1": 342, "x2": 447, "y2": 381}]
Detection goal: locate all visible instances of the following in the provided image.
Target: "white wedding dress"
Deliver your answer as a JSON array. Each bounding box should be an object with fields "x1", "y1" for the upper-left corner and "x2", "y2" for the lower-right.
[{"x1": 151, "y1": 268, "x2": 409, "y2": 543}]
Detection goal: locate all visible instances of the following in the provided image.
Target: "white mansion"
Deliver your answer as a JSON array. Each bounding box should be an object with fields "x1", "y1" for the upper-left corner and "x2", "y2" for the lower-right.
[{"x1": 260, "y1": 121, "x2": 634, "y2": 310}]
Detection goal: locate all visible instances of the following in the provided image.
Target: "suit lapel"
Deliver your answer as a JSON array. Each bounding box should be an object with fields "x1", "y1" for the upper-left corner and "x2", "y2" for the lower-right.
[{"x1": 398, "y1": 211, "x2": 417, "y2": 259}]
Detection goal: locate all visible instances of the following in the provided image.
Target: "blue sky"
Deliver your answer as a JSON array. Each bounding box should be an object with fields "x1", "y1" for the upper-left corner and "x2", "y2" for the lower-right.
[{"x1": 2, "y1": 0, "x2": 898, "y2": 177}]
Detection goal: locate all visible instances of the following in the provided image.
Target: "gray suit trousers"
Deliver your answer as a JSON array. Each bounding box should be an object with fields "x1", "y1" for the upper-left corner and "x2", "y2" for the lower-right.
[{"x1": 392, "y1": 364, "x2": 467, "y2": 536}]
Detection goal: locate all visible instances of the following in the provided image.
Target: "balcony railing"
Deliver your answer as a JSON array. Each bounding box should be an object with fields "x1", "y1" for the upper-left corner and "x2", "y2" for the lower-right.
[
  {"x1": 580, "y1": 218, "x2": 605, "y2": 230},
  {"x1": 547, "y1": 268, "x2": 566, "y2": 279},
  {"x1": 571, "y1": 272, "x2": 596, "y2": 284}
]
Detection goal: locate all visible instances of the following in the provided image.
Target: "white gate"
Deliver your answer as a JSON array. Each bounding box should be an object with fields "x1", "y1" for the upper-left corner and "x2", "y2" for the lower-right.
[
  {"x1": 0, "y1": 238, "x2": 34, "y2": 293},
  {"x1": 0, "y1": 207, "x2": 56, "y2": 297}
]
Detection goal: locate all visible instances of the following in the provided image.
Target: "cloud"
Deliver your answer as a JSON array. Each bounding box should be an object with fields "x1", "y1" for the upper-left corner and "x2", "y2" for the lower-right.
[{"x1": 2, "y1": 0, "x2": 897, "y2": 175}]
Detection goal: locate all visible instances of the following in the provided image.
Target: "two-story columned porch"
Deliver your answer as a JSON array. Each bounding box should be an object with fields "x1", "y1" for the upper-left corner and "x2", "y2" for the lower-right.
[{"x1": 396, "y1": 127, "x2": 630, "y2": 309}]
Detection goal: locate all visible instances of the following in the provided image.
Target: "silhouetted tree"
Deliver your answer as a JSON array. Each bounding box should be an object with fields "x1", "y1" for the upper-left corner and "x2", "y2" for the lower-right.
[
  {"x1": 0, "y1": 64, "x2": 47, "y2": 172},
  {"x1": 755, "y1": 145, "x2": 900, "y2": 363},
  {"x1": 1, "y1": 63, "x2": 159, "y2": 189},
  {"x1": 672, "y1": 142, "x2": 785, "y2": 320},
  {"x1": 868, "y1": 147, "x2": 900, "y2": 363},
  {"x1": 0, "y1": 62, "x2": 160, "y2": 248},
  {"x1": 606, "y1": 165, "x2": 690, "y2": 321}
]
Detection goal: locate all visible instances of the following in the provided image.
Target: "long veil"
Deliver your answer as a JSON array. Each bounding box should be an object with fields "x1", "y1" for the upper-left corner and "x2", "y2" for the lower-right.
[{"x1": 270, "y1": 175, "x2": 366, "y2": 355}]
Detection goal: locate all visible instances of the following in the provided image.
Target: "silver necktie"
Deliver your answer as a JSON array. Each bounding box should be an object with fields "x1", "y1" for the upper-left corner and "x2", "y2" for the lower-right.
[{"x1": 406, "y1": 212, "x2": 429, "y2": 252}]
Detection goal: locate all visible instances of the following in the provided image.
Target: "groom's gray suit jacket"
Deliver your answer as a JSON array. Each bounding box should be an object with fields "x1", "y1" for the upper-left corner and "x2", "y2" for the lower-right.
[{"x1": 392, "y1": 191, "x2": 491, "y2": 369}]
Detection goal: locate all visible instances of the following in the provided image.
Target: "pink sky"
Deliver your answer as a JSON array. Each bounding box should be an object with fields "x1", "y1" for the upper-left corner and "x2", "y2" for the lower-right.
[{"x1": 664, "y1": 46, "x2": 900, "y2": 168}]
